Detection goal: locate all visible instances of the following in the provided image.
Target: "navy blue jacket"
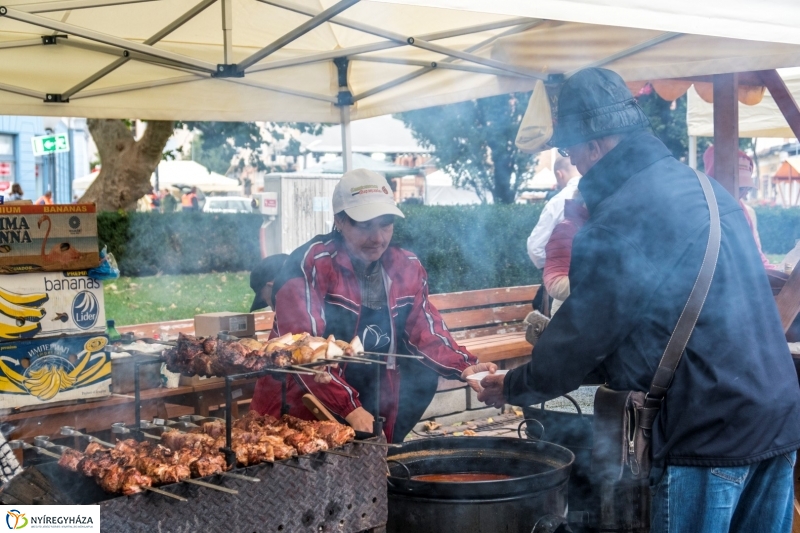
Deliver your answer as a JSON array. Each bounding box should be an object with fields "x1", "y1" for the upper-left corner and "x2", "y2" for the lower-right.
[{"x1": 505, "y1": 132, "x2": 800, "y2": 466}]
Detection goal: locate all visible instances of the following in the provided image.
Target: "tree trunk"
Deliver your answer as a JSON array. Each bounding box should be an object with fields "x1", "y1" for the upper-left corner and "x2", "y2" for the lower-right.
[
  {"x1": 492, "y1": 152, "x2": 516, "y2": 204},
  {"x1": 80, "y1": 120, "x2": 174, "y2": 211}
]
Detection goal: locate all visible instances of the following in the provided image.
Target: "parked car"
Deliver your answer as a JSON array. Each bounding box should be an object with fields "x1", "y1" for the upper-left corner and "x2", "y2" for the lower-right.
[{"x1": 202, "y1": 196, "x2": 254, "y2": 214}]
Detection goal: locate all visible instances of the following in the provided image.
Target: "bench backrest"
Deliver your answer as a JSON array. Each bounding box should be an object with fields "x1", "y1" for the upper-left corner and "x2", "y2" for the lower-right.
[
  {"x1": 118, "y1": 285, "x2": 538, "y2": 341},
  {"x1": 429, "y1": 285, "x2": 538, "y2": 340}
]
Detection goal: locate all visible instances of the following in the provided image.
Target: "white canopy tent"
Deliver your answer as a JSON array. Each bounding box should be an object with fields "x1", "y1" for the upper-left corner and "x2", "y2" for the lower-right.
[
  {"x1": 3, "y1": 0, "x2": 800, "y2": 124},
  {"x1": 687, "y1": 71, "x2": 800, "y2": 138},
  {"x1": 2, "y1": 0, "x2": 800, "y2": 182}
]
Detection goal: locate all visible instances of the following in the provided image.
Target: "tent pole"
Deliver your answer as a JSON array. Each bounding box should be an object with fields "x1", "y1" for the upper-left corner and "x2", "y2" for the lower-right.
[
  {"x1": 350, "y1": 56, "x2": 530, "y2": 78},
  {"x1": 352, "y1": 19, "x2": 543, "y2": 102},
  {"x1": 340, "y1": 103, "x2": 353, "y2": 173},
  {"x1": 688, "y1": 136, "x2": 697, "y2": 169},
  {"x1": 22, "y1": 0, "x2": 156, "y2": 13},
  {"x1": 250, "y1": 0, "x2": 543, "y2": 79},
  {"x1": 713, "y1": 73, "x2": 739, "y2": 197},
  {"x1": 236, "y1": 0, "x2": 360, "y2": 73},
  {"x1": 0, "y1": 7, "x2": 218, "y2": 73},
  {"x1": 247, "y1": 17, "x2": 537, "y2": 75},
  {"x1": 565, "y1": 32, "x2": 682, "y2": 77},
  {"x1": 222, "y1": 0, "x2": 232, "y2": 64}
]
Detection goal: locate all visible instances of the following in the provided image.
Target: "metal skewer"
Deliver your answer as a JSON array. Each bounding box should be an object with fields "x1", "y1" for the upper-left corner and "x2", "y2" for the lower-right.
[
  {"x1": 353, "y1": 440, "x2": 401, "y2": 448},
  {"x1": 289, "y1": 365, "x2": 326, "y2": 374},
  {"x1": 142, "y1": 485, "x2": 188, "y2": 501},
  {"x1": 332, "y1": 355, "x2": 388, "y2": 365},
  {"x1": 8, "y1": 439, "x2": 63, "y2": 459},
  {"x1": 111, "y1": 422, "x2": 162, "y2": 441},
  {"x1": 59, "y1": 426, "x2": 115, "y2": 448},
  {"x1": 356, "y1": 351, "x2": 424, "y2": 360},
  {"x1": 181, "y1": 477, "x2": 239, "y2": 494}
]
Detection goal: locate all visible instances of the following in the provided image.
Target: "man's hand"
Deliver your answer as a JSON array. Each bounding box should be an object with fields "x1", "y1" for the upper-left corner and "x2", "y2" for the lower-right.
[
  {"x1": 477, "y1": 373, "x2": 507, "y2": 408},
  {"x1": 345, "y1": 407, "x2": 375, "y2": 433},
  {"x1": 461, "y1": 362, "x2": 498, "y2": 392}
]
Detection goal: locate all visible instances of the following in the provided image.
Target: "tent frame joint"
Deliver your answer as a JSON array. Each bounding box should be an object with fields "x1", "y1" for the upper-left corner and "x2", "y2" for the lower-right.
[
  {"x1": 41, "y1": 34, "x2": 67, "y2": 45},
  {"x1": 336, "y1": 90, "x2": 353, "y2": 106},
  {"x1": 547, "y1": 73, "x2": 565, "y2": 85},
  {"x1": 44, "y1": 93, "x2": 69, "y2": 103},
  {"x1": 212, "y1": 64, "x2": 244, "y2": 78}
]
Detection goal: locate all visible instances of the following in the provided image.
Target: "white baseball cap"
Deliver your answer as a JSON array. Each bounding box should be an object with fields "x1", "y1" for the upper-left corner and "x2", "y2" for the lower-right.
[{"x1": 332, "y1": 168, "x2": 405, "y2": 222}]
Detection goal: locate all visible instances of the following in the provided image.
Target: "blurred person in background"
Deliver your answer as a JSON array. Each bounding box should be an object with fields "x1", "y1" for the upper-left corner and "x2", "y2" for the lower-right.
[
  {"x1": 249, "y1": 254, "x2": 289, "y2": 312},
  {"x1": 542, "y1": 191, "x2": 589, "y2": 315},
  {"x1": 9, "y1": 183, "x2": 23, "y2": 201},
  {"x1": 181, "y1": 186, "x2": 199, "y2": 212},
  {"x1": 250, "y1": 169, "x2": 485, "y2": 443},
  {"x1": 527, "y1": 157, "x2": 581, "y2": 269},
  {"x1": 35, "y1": 190, "x2": 53, "y2": 205},
  {"x1": 703, "y1": 145, "x2": 776, "y2": 271},
  {"x1": 161, "y1": 188, "x2": 178, "y2": 213}
]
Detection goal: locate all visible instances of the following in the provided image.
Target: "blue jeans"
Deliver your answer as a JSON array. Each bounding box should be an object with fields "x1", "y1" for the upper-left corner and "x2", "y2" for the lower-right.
[{"x1": 650, "y1": 452, "x2": 796, "y2": 533}]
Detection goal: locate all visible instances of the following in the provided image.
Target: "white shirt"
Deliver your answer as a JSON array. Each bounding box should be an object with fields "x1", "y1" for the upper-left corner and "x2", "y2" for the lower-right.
[{"x1": 526, "y1": 177, "x2": 581, "y2": 269}]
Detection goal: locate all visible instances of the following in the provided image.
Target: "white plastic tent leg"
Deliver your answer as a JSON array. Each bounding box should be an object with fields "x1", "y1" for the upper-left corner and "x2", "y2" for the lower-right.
[{"x1": 341, "y1": 105, "x2": 353, "y2": 172}]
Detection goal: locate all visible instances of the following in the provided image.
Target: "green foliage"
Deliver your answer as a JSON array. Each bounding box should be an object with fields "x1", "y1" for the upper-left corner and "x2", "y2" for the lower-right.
[
  {"x1": 98, "y1": 212, "x2": 263, "y2": 276},
  {"x1": 753, "y1": 207, "x2": 800, "y2": 254},
  {"x1": 393, "y1": 204, "x2": 543, "y2": 293},
  {"x1": 396, "y1": 93, "x2": 537, "y2": 204},
  {"x1": 180, "y1": 121, "x2": 323, "y2": 172}
]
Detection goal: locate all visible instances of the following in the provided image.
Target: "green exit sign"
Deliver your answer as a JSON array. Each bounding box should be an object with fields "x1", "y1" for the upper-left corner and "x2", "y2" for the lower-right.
[{"x1": 31, "y1": 133, "x2": 69, "y2": 156}]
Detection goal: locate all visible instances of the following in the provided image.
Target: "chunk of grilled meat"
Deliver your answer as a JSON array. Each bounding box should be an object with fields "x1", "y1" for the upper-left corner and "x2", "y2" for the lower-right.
[
  {"x1": 282, "y1": 415, "x2": 355, "y2": 448},
  {"x1": 58, "y1": 448, "x2": 84, "y2": 472},
  {"x1": 120, "y1": 467, "x2": 153, "y2": 495}
]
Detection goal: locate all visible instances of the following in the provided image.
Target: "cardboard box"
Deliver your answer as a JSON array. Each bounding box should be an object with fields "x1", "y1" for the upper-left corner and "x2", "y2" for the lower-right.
[
  {"x1": 0, "y1": 334, "x2": 111, "y2": 409},
  {"x1": 0, "y1": 271, "x2": 105, "y2": 342},
  {"x1": 194, "y1": 312, "x2": 255, "y2": 338},
  {"x1": 0, "y1": 204, "x2": 99, "y2": 273}
]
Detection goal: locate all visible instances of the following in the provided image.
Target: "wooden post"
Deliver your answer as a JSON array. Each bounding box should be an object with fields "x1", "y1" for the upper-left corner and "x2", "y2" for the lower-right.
[
  {"x1": 758, "y1": 69, "x2": 800, "y2": 140},
  {"x1": 713, "y1": 73, "x2": 739, "y2": 197}
]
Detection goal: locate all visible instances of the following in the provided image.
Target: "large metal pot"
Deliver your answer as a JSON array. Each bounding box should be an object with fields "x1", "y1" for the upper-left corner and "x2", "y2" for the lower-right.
[{"x1": 386, "y1": 437, "x2": 574, "y2": 533}]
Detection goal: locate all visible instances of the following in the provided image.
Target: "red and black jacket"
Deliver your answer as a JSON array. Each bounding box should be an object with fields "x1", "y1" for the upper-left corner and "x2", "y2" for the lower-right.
[{"x1": 250, "y1": 232, "x2": 476, "y2": 442}]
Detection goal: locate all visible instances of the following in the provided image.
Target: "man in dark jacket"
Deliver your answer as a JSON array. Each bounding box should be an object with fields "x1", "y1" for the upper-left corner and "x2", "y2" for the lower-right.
[{"x1": 468, "y1": 68, "x2": 800, "y2": 533}]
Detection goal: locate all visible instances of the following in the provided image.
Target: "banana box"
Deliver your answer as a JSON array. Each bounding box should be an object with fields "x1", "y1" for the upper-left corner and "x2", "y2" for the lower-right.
[
  {"x1": 0, "y1": 271, "x2": 105, "y2": 342},
  {"x1": 0, "y1": 335, "x2": 110, "y2": 409},
  {"x1": 0, "y1": 203, "x2": 99, "y2": 274}
]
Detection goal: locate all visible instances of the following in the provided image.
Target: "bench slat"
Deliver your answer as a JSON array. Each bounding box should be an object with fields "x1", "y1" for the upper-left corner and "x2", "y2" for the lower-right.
[
  {"x1": 430, "y1": 285, "x2": 539, "y2": 312},
  {"x1": 441, "y1": 304, "x2": 530, "y2": 330},
  {"x1": 462, "y1": 332, "x2": 531, "y2": 363},
  {"x1": 449, "y1": 324, "x2": 526, "y2": 341}
]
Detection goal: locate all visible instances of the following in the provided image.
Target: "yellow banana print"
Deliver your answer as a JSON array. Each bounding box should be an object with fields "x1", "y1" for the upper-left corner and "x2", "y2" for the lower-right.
[
  {"x1": 0, "y1": 287, "x2": 48, "y2": 307},
  {"x1": 75, "y1": 357, "x2": 107, "y2": 385},
  {"x1": 76, "y1": 361, "x2": 110, "y2": 386},
  {"x1": 0, "y1": 376, "x2": 24, "y2": 393},
  {"x1": 0, "y1": 299, "x2": 44, "y2": 322},
  {"x1": 84, "y1": 338, "x2": 107, "y2": 353},
  {"x1": 68, "y1": 350, "x2": 93, "y2": 379},
  {"x1": 0, "y1": 358, "x2": 25, "y2": 384},
  {"x1": 0, "y1": 321, "x2": 40, "y2": 340}
]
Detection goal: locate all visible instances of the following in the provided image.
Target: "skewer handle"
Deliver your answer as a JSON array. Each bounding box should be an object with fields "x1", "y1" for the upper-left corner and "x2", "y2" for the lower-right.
[
  {"x1": 182, "y1": 478, "x2": 239, "y2": 494},
  {"x1": 35, "y1": 447, "x2": 63, "y2": 459},
  {"x1": 357, "y1": 351, "x2": 424, "y2": 360},
  {"x1": 142, "y1": 485, "x2": 188, "y2": 501}
]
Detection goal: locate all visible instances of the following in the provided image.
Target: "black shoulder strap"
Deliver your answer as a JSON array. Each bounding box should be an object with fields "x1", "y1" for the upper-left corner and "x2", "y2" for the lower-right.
[{"x1": 644, "y1": 170, "x2": 721, "y2": 409}]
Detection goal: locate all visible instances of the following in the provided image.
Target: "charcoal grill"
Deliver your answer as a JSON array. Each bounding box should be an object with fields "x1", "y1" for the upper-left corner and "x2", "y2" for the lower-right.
[{"x1": 1, "y1": 333, "x2": 393, "y2": 532}]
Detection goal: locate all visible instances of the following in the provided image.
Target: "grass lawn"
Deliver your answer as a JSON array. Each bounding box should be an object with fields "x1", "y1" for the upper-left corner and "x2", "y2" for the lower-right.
[{"x1": 104, "y1": 272, "x2": 253, "y2": 326}]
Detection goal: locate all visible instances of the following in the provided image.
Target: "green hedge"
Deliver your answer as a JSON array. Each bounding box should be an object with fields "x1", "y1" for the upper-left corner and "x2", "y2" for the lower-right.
[
  {"x1": 98, "y1": 212, "x2": 264, "y2": 276},
  {"x1": 393, "y1": 204, "x2": 543, "y2": 293},
  {"x1": 754, "y1": 207, "x2": 800, "y2": 255},
  {"x1": 98, "y1": 206, "x2": 544, "y2": 291}
]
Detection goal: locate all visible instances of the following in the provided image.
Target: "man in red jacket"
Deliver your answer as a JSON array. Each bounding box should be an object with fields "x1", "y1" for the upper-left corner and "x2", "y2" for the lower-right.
[{"x1": 250, "y1": 169, "x2": 482, "y2": 442}]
